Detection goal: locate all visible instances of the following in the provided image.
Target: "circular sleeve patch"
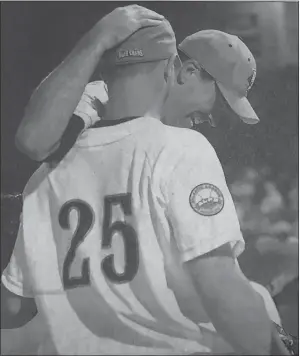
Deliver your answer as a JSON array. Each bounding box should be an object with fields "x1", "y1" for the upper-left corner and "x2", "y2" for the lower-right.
[{"x1": 189, "y1": 183, "x2": 224, "y2": 216}]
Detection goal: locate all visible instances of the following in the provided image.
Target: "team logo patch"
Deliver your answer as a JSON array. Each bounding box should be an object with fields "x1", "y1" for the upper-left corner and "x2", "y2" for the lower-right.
[{"x1": 189, "y1": 183, "x2": 224, "y2": 216}]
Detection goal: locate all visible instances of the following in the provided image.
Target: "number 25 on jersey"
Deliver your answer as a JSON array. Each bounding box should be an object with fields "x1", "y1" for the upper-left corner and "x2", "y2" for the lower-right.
[{"x1": 58, "y1": 193, "x2": 139, "y2": 289}]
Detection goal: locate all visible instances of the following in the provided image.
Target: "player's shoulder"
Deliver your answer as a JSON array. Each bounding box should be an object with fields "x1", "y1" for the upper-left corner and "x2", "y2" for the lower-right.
[
  {"x1": 161, "y1": 124, "x2": 217, "y2": 158},
  {"x1": 143, "y1": 119, "x2": 211, "y2": 148},
  {"x1": 167, "y1": 125, "x2": 211, "y2": 145},
  {"x1": 142, "y1": 120, "x2": 218, "y2": 167}
]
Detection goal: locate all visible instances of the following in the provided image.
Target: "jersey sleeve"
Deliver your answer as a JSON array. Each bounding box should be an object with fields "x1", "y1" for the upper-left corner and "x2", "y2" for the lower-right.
[
  {"x1": 1, "y1": 214, "x2": 33, "y2": 297},
  {"x1": 73, "y1": 81, "x2": 108, "y2": 130},
  {"x1": 165, "y1": 133, "x2": 245, "y2": 263}
]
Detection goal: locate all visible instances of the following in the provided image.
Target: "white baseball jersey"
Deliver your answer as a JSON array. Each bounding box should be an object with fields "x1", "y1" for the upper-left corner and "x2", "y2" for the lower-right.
[{"x1": 2, "y1": 116, "x2": 245, "y2": 355}]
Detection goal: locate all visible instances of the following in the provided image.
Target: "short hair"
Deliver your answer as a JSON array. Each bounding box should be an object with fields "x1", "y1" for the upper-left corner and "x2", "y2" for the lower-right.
[
  {"x1": 178, "y1": 49, "x2": 214, "y2": 82},
  {"x1": 101, "y1": 59, "x2": 165, "y2": 85}
]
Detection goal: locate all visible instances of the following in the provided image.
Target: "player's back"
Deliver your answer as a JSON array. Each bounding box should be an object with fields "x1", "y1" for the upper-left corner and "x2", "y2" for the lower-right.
[{"x1": 22, "y1": 116, "x2": 211, "y2": 355}]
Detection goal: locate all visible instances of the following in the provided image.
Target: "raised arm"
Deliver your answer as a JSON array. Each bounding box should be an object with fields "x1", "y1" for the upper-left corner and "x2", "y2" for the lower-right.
[{"x1": 15, "y1": 5, "x2": 164, "y2": 161}]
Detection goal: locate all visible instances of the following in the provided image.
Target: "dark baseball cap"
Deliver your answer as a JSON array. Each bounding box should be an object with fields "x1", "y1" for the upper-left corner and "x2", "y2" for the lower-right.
[
  {"x1": 179, "y1": 30, "x2": 259, "y2": 124},
  {"x1": 103, "y1": 19, "x2": 177, "y2": 66}
]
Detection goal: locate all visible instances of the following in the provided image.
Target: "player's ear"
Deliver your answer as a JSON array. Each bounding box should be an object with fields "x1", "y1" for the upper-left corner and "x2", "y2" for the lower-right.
[
  {"x1": 164, "y1": 53, "x2": 180, "y2": 84},
  {"x1": 177, "y1": 59, "x2": 198, "y2": 85},
  {"x1": 160, "y1": 54, "x2": 178, "y2": 108}
]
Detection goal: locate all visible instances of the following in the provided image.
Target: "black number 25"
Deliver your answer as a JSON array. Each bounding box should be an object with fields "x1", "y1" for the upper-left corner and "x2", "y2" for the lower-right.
[{"x1": 59, "y1": 193, "x2": 139, "y2": 289}]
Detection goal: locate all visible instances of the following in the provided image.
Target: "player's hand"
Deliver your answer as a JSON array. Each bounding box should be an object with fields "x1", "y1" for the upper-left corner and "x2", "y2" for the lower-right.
[
  {"x1": 273, "y1": 323, "x2": 297, "y2": 355},
  {"x1": 74, "y1": 81, "x2": 108, "y2": 129},
  {"x1": 95, "y1": 5, "x2": 165, "y2": 51}
]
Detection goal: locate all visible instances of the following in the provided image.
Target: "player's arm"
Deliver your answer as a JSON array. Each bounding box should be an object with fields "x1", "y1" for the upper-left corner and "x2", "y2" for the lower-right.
[
  {"x1": 43, "y1": 81, "x2": 108, "y2": 164},
  {"x1": 185, "y1": 243, "x2": 286, "y2": 355},
  {"x1": 42, "y1": 114, "x2": 84, "y2": 164},
  {"x1": 1, "y1": 282, "x2": 37, "y2": 329},
  {"x1": 250, "y1": 281, "x2": 282, "y2": 326},
  {"x1": 15, "y1": 5, "x2": 164, "y2": 161},
  {"x1": 164, "y1": 132, "x2": 288, "y2": 355}
]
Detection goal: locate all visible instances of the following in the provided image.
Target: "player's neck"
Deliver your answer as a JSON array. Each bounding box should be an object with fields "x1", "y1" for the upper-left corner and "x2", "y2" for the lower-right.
[{"x1": 105, "y1": 79, "x2": 163, "y2": 121}]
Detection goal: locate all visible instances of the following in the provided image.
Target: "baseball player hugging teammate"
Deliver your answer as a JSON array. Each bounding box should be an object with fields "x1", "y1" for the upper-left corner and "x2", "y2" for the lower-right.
[{"x1": 1, "y1": 5, "x2": 294, "y2": 355}]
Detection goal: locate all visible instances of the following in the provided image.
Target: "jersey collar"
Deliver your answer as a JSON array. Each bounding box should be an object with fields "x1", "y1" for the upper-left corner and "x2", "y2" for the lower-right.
[{"x1": 77, "y1": 116, "x2": 161, "y2": 147}]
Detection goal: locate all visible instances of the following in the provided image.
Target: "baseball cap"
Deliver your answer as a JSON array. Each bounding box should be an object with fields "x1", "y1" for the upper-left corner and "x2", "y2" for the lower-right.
[
  {"x1": 103, "y1": 19, "x2": 177, "y2": 66},
  {"x1": 179, "y1": 30, "x2": 259, "y2": 124}
]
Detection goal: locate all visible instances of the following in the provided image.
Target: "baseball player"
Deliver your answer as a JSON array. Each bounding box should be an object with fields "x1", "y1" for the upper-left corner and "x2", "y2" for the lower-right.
[
  {"x1": 3, "y1": 5, "x2": 291, "y2": 356},
  {"x1": 15, "y1": 6, "x2": 259, "y2": 162}
]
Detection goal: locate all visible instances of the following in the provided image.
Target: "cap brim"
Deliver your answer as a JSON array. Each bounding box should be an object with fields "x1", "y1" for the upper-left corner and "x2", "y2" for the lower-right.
[{"x1": 217, "y1": 82, "x2": 259, "y2": 124}]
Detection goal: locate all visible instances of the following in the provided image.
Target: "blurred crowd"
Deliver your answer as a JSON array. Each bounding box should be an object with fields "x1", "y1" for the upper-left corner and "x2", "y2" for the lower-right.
[
  {"x1": 227, "y1": 165, "x2": 298, "y2": 291},
  {"x1": 230, "y1": 166, "x2": 298, "y2": 242},
  {"x1": 225, "y1": 165, "x2": 298, "y2": 336}
]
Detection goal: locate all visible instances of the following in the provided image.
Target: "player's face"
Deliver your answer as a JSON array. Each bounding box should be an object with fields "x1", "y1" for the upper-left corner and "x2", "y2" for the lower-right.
[{"x1": 163, "y1": 63, "x2": 216, "y2": 128}]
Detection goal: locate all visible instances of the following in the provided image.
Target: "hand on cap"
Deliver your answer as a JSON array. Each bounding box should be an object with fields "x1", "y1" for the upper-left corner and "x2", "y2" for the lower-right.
[{"x1": 96, "y1": 5, "x2": 165, "y2": 51}]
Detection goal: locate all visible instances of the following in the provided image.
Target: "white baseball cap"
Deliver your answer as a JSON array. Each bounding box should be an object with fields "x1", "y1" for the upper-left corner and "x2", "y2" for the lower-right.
[{"x1": 103, "y1": 19, "x2": 177, "y2": 66}]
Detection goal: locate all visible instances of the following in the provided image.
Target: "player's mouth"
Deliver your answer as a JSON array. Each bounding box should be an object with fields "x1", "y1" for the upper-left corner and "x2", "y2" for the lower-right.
[{"x1": 188, "y1": 112, "x2": 216, "y2": 128}]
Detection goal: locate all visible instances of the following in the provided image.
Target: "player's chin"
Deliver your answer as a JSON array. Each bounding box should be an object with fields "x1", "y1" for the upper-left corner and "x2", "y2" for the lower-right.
[
  {"x1": 182, "y1": 118, "x2": 194, "y2": 129},
  {"x1": 189, "y1": 111, "x2": 214, "y2": 128},
  {"x1": 178, "y1": 114, "x2": 194, "y2": 129}
]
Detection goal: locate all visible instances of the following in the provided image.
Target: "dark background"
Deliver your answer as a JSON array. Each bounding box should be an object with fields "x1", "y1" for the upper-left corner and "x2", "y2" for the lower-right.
[{"x1": 1, "y1": 1, "x2": 299, "y2": 337}]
